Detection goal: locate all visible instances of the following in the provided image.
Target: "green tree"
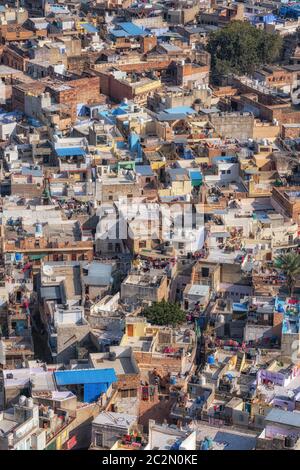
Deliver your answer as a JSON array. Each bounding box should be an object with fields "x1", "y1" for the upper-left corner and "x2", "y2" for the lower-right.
[
  {"x1": 143, "y1": 300, "x2": 186, "y2": 327},
  {"x1": 207, "y1": 21, "x2": 283, "y2": 83},
  {"x1": 274, "y1": 252, "x2": 300, "y2": 296}
]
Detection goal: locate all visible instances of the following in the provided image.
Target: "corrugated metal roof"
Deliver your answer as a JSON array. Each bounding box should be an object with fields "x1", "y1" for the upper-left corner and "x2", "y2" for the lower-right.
[
  {"x1": 81, "y1": 23, "x2": 98, "y2": 33},
  {"x1": 56, "y1": 147, "x2": 86, "y2": 157},
  {"x1": 54, "y1": 368, "x2": 117, "y2": 386},
  {"x1": 116, "y1": 22, "x2": 147, "y2": 36},
  {"x1": 111, "y1": 30, "x2": 130, "y2": 38}
]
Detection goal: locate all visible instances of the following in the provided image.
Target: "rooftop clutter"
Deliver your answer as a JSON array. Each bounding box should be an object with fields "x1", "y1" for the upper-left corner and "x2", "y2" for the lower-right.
[{"x1": 0, "y1": 0, "x2": 299, "y2": 453}]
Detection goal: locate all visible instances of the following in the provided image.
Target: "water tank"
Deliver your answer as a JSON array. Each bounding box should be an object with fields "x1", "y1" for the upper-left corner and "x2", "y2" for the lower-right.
[
  {"x1": 109, "y1": 351, "x2": 116, "y2": 361},
  {"x1": 217, "y1": 314, "x2": 225, "y2": 324},
  {"x1": 207, "y1": 355, "x2": 215, "y2": 365},
  {"x1": 19, "y1": 395, "x2": 27, "y2": 406},
  {"x1": 7, "y1": 433, "x2": 14, "y2": 447},
  {"x1": 15, "y1": 253, "x2": 22, "y2": 262},
  {"x1": 35, "y1": 223, "x2": 43, "y2": 238},
  {"x1": 198, "y1": 374, "x2": 206, "y2": 386},
  {"x1": 285, "y1": 436, "x2": 296, "y2": 448},
  {"x1": 170, "y1": 376, "x2": 177, "y2": 385},
  {"x1": 43, "y1": 265, "x2": 54, "y2": 277},
  {"x1": 48, "y1": 408, "x2": 55, "y2": 419},
  {"x1": 26, "y1": 397, "x2": 34, "y2": 408}
]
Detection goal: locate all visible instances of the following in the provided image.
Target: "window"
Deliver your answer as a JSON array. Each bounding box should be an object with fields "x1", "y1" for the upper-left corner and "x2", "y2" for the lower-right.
[
  {"x1": 226, "y1": 170, "x2": 231, "y2": 174},
  {"x1": 108, "y1": 243, "x2": 113, "y2": 251},
  {"x1": 178, "y1": 242, "x2": 185, "y2": 250},
  {"x1": 120, "y1": 389, "x2": 137, "y2": 398},
  {"x1": 139, "y1": 240, "x2": 146, "y2": 248},
  {"x1": 201, "y1": 267, "x2": 209, "y2": 277}
]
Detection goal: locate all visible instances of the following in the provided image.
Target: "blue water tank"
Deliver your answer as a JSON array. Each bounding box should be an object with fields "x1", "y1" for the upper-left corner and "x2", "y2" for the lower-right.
[
  {"x1": 170, "y1": 376, "x2": 177, "y2": 385},
  {"x1": 207, "y1": 355, "x2": 215, "y2": 365},
  {"x1": 15, "y1": 253, "x2": 22, "y2": 261},
  {"x1": 201, "y1": 441, "x2": 209, "y2": 450}
]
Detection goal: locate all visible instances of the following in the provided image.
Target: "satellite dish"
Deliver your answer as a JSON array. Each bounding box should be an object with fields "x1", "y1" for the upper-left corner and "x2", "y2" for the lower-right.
[{"x1": 43, "y1": 265, "x2": 54, "y2": 276}]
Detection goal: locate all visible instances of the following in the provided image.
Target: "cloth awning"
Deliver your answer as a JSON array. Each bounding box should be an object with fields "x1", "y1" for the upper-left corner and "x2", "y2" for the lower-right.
[{"x1": 29, "y1": 253, "x2": 47, "y2": 261}]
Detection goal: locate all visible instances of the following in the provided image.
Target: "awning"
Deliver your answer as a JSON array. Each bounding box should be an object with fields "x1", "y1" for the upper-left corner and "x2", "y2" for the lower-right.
[
  {"x1": 211, "y1": 232, "x2": 230, "y2": 238},
  {"x1": 29, "y1": 253, "x2": 47, "y2": 261},
  {"x1": 65, "y1": 436, "x2": 77, "y2": 450}
]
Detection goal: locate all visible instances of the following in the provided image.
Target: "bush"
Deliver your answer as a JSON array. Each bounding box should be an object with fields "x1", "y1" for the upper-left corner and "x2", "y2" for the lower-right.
[{"x1": 143, "y1": 300, "x2": 186, "y2": 327}]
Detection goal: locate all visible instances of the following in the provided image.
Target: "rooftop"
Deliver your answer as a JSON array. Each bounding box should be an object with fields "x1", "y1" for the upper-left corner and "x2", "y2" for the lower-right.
[{"x1": 93, "y1": 411, "x2": 137, "y2": 428}]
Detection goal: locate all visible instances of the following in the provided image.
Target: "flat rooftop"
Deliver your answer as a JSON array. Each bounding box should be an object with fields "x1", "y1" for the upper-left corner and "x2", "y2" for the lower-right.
[
  {"x1": 196, "y1": 426, "x2": 256, "y2": 451},
  {"x1": 89, "y1": 353, "x2": 137, "y2": 375},
  {"x1": 123, "y1": 273, "x2": 164, "y2": 287},
  {"x1": 93, "y1": 411, "x2": 137, "y2": 428}
]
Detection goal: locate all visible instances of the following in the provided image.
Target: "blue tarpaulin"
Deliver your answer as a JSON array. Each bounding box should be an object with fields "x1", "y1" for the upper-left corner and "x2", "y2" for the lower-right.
[
  {"x1": 56, "y1": 147, "x2": 86, "y2": 158},
  {"x1": 54, "y1": 368, "x2": 117, "y2": 386},
  {"x1": 232, "y1": 302, "x2": 248, "y2": 312}
]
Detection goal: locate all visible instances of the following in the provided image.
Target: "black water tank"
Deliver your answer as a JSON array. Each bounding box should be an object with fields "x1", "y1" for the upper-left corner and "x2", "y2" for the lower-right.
[
  {"x1": 109, "y1": 352, "x2": 116, "y2": 361},
  {"x1": 285, "y1": 436, "x2": 296, "y2": 448}
]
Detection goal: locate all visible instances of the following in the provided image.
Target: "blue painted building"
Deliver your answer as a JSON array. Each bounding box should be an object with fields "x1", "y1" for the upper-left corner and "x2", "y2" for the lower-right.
[
  {"x1": 54, "y1": 369, "x2": 117, "y2": 403},
  {"x1": 280, "y1": 4, "x2": 300, "y2": 19}
]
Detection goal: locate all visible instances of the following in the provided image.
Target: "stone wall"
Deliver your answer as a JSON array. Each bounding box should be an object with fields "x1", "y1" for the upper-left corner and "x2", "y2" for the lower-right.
[{"x1": 210, "y1": 113, "x2": 254, "y2": 140}]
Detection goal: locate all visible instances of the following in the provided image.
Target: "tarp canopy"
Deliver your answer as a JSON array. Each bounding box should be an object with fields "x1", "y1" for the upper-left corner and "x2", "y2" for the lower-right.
[{"x1": 29, "y1": 253, "x2": 47, "y2": 260}]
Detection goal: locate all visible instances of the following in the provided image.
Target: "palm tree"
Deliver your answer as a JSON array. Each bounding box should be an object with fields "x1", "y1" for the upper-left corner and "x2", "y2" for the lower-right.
[{"x1": 274, "y1": 252, "x2": 300, "y2": 296}]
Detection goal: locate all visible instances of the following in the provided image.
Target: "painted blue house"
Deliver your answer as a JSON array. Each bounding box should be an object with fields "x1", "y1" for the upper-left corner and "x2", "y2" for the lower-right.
[{"x1": 54, "y1": 369, "x2": 117, "y2": 403}]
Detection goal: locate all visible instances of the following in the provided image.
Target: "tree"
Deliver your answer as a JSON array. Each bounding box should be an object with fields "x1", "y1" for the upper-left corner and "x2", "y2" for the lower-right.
[
  {"x1": 274, "y1": 252, "x2": 300, "y2": 296},
  {"x1": 143, "y1": 300, "x2": 186, "y2": 327},
  {"x1": 207, "y1": 21, "x2": 283, "y2": 84}
]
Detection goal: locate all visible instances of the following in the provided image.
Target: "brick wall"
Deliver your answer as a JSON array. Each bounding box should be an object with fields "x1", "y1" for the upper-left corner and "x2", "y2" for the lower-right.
[
  {"x1": 48, "y1": 77, "x2": 101, "y2": 122},
  {"x1": 133, "y1": 351, "x2": 183, "y2": 375},
  {"x1": 281, "y1": 125, "x2": 300, "y2": 139}
]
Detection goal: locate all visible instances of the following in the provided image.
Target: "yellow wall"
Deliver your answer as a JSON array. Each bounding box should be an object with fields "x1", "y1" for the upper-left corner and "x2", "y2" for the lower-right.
[
  {"x1": 171, "y1": 180, "x2": 192, "y2": 195},
  {"x1": 150, "y1": 161, "x2": 166, "y2": 171},
  {"x1": 135, "y1": 80, "x2": 162, "y2": 96}
]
